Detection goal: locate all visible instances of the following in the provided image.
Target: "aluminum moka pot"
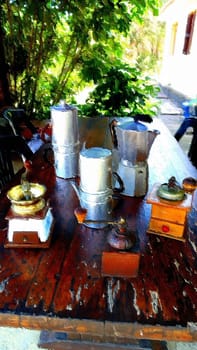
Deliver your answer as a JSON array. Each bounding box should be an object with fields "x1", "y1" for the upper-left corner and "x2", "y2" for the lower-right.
[
  {"x1": 50, "y1": 100, "x2": 80, "y2": 179},
  {"x1": 71, "y1": 147, "x2": 113, "y2": 229},
  {"x1": 111, "y1": 119, "x2": 159, "y2": 165},
  {"x1": 110, "y1": 118, "x2": 159, "y2": 197}
]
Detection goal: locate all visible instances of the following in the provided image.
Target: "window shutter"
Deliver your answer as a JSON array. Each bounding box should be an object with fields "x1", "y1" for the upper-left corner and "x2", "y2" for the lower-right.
[{"x1": 183, "y1": 11, "x2": 196, "y2": 55}]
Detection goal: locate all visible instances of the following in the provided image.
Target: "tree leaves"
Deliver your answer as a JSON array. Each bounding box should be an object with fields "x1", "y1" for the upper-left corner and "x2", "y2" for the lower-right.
[{"x1": 0, "y1": 0, "x2": 160, "y2": 118}]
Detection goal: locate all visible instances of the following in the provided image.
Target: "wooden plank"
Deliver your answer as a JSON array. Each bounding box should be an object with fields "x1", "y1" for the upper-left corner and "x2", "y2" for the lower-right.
[
  {"x1": 38, "y1": 337, "x2": 168, "y2": 350},
  {"x1": 104, "y1": 322, "x2": 197, "y2": 342},
  {"x1": 24, "y1": 228, "x2": 69, "y2": 310},
  {"x1": 0, "y1": 245, "x2": 43, "y2": 310},
  {"x1": 38, "y1": 331, "x2": 147, "y2": 350},
  {"x1": 0, "y1": 314, "x2": 195, "y2": 342}
]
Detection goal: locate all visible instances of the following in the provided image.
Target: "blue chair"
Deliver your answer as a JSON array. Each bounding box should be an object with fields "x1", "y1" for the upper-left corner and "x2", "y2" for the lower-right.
[{"x1": 174, "y1": 117, "x2": 197, "y2": 168}]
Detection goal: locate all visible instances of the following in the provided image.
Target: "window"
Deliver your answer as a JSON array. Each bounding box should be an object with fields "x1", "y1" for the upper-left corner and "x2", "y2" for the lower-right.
[
  {"x1": 170, "y1": 22, "x2": 178, "y2": 55},
  {"x1": 183, "y1": 11, "x2": 196, "y2": 55}
]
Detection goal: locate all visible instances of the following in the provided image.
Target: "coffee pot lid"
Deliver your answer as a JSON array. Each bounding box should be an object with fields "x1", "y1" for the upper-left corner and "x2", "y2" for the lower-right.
[
  {"x1": 118, "y1": 121, "x2": 147, "y2": 132},
  {"x1": 80, "y1": 147, "x2": 111, "y2": 159},
  {"x1": 50, "y1": 100, "x2": 76, "y2": 111}
]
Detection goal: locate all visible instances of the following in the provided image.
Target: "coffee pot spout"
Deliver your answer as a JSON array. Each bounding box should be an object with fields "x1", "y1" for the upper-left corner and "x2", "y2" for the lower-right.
[{"x1": 70, "y1": 181, "x2": 81, "y2": 204}]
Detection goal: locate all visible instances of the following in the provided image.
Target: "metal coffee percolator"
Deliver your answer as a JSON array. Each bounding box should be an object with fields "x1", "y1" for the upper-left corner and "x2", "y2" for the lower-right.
[
  {"x1": 50, "y1": 101, "x2": 80, "y2": 178},
  {"x1": 71, "y1": 147, "x2": 113, "y2": 229}
]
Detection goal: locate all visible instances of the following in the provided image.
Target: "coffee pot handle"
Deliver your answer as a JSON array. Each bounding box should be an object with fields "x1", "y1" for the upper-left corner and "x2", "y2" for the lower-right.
[
  {"x1": 109, "y1": 119, "x2": 118, "y2": 148},
  {"x1": 112, "y1": 172, "x2": 124, "y2": 193}
]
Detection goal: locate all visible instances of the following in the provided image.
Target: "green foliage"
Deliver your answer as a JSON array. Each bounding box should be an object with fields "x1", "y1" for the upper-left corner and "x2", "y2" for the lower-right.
[
  {"x1": 0, "y1": 0, "x2": 161, "y2": 119},
  {"x1": 78, "y1": 62, "x2": 160, "y2": 117}
]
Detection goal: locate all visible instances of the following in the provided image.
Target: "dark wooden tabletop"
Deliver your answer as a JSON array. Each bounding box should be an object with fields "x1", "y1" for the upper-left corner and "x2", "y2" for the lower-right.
[{"x1": 0, "y1": 117, "x2": 197, "y2": 343}]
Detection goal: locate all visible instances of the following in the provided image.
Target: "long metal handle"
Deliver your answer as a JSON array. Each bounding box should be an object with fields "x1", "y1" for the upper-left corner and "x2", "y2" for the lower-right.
[{"x1": 82, "y1": 216, "x2": 126, "y2": 227}]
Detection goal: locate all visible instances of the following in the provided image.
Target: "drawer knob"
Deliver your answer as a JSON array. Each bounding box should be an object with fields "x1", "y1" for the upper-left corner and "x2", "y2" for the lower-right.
[
  {"x1": 162, "y1": 225, "x2": 169, "y2": 233},
  {"x1": 23, "y1": 236, "x2": 28, "y2": 242}
]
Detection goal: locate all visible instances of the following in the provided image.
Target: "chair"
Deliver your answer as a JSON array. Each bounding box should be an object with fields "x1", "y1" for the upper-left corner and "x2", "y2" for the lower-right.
[
  {"x1": 0, "y1": 117, "x2": 14, "y2": 136},
  {"x1": 0, "y1": 147, "x2": 14, "y2": 191},
  {"x1": 2, "y1": 108, "x2": 44, "y2": 153},
  {"x1": 0, "y1": 135, "x2": 33, "y2": 191},
  {"x1": 2, "y1": 108, "x2": 38, "y2": 137},
  {"x1": 188, "y1": 124, "x2": 197, "y2": 168},
  {"x1": 174, "y1": 117, "x2": 197, "y2": 168}
]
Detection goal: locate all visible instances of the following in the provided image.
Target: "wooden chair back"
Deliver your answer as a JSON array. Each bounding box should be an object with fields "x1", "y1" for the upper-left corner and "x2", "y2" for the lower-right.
[
  {"x1": 2, "y1": 108, "x2": 37, "y2": 136},
  {"x1": 0, "y1": 147, "x2": 14, "y2": 191},
  {"x1": 0, "y1": 134, "x2": 34, "y2": 192}
]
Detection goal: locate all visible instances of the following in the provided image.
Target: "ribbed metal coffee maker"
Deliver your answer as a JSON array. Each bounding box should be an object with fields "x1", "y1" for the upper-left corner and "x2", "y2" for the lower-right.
[
  {"x1": 110, "y1": 118, "x2": 159, "y2": 197},
  {"x1": 50, "y1": 100, "x2": 80, "y2": 178}
]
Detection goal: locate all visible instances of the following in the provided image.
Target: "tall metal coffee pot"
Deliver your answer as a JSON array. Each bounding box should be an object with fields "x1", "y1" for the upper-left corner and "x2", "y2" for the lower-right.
[{"x1": 50, "y1": 101, "x2": 80, "y2": 178}]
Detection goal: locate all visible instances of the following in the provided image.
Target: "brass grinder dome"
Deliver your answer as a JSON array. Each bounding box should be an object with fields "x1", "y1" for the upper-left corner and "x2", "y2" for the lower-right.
[
  {"x1": 157, "y1": 176, "x2": 185, "y2": 201},
  {"x1": 7, "y1": 183, "x2": 46, "y2": 215}
]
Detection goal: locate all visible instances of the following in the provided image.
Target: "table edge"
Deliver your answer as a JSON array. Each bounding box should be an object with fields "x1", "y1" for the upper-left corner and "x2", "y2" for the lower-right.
[{"x1": 0, "y1": 313, "x2": 196, "y2": 342}]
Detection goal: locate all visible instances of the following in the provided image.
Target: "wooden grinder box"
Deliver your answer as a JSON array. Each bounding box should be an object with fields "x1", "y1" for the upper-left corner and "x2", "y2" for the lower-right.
[{"x1": 146, "y1": 183, "x2": 193, "y2": 241}]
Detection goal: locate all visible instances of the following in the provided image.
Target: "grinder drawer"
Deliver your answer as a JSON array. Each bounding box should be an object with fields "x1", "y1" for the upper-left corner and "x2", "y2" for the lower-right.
[
  {"x1": 151, "y1": 204, "x2": 187, "y2": 225},
  {"x1": 13, "y1": 231, "x2": 40, "y2": 244},
  {"x1": 149, "y1": 218, "x2": 185, "y2": 238}
]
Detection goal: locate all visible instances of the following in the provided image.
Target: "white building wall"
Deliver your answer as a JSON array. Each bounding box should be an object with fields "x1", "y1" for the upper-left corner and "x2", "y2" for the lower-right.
[{"x1": 159, "y1": 0, "x2": 197, "y2": 98}]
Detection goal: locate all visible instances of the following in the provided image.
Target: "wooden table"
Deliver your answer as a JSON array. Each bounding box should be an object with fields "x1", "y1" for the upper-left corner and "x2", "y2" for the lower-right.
[{"x1": 0, "y1": 117, "x2": 197, "y2": 348}]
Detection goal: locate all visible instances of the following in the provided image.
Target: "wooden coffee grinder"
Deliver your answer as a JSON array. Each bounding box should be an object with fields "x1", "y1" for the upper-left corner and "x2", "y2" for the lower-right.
[
  {"x1": 5, "y1": 177, "x2": 54, "y2": 248},
  {"x1": 147, "y1": 176, "x2": 197, "y2": 241}
]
